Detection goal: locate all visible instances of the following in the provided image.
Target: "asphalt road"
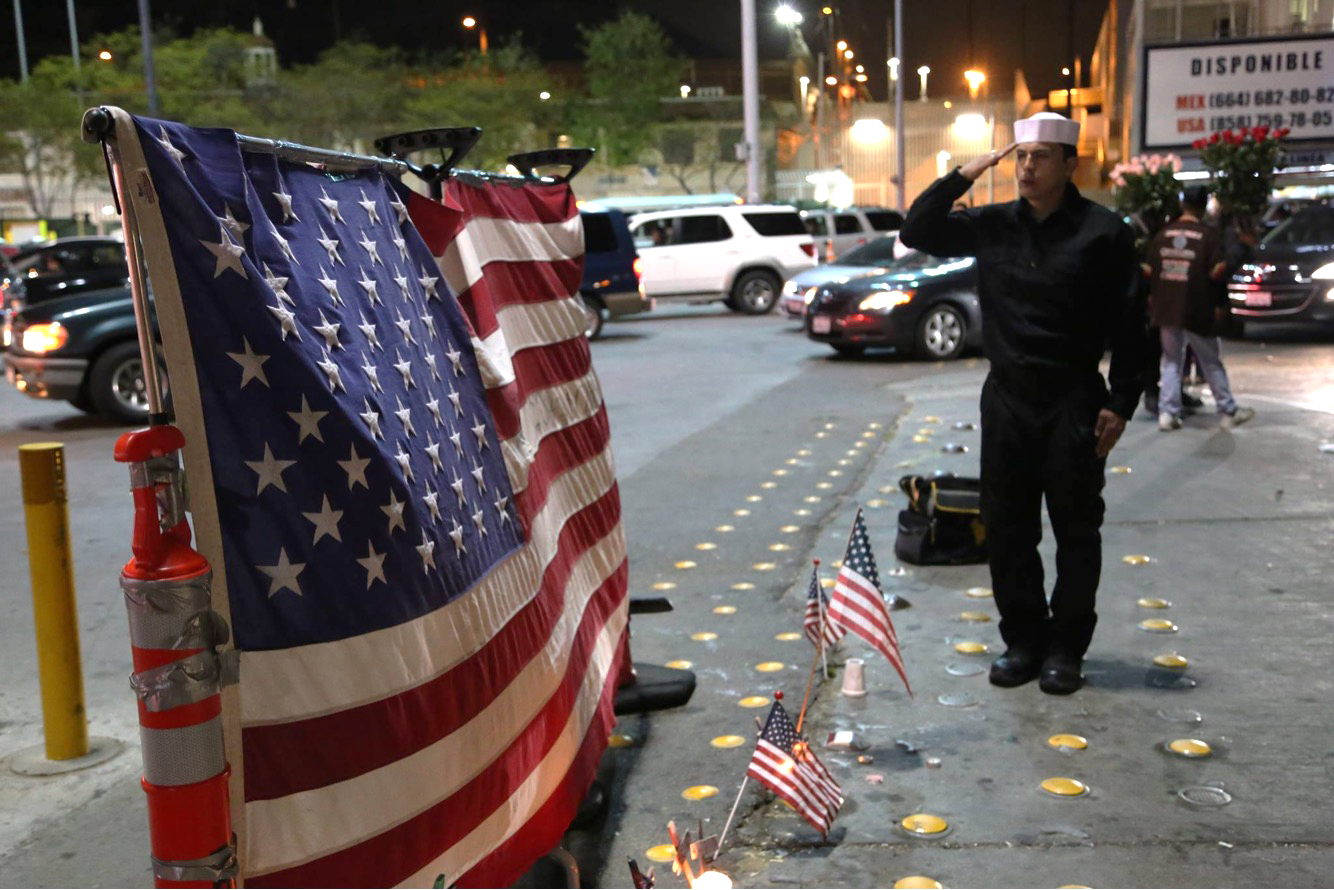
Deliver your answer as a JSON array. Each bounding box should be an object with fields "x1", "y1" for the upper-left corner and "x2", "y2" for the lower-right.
[{"x1": 1, "y1": 306, "x2": 1332, "y2": 887}]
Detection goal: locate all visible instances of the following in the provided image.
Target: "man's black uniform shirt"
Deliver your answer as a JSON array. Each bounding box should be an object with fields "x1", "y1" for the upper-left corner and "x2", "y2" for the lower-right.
[{"x1": 900, "y1": 170, "x2": 1145, "y2": 418}]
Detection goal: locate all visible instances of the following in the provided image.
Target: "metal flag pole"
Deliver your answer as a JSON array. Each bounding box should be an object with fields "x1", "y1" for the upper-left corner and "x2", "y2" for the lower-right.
[{"x1": 813, "y1": 559, "x2": 829, "y2": 678}]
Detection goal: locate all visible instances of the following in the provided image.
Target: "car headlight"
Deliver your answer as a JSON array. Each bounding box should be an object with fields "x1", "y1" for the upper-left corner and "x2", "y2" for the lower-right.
[
  {"x1": 782, "y1": 280, "x2": 800, "y2": 296},
  {"x1": 803, "y1": 286, "x2": 818, "y2": 305},
  {"x1": 857, "y1": 288, "x2": 915, "y2": 312},
  {"x1": 21, "y1": 322, "x2": 68, "y2": 354},
  {"x1": 1312, "y1": 263, "x2": 1334, "y2": 280}
]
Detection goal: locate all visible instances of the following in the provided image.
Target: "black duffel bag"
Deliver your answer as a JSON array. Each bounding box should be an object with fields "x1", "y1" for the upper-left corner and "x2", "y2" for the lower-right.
[{"x1": 894, "y1": 474, "x2": 988, "y2": 566}]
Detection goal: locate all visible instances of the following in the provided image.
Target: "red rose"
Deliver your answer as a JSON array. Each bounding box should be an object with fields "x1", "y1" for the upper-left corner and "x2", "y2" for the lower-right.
[
  {"x1": 1192, "y1": 138, "x2": 1206, "y2": 149},
  {"x1": 1275, "y1": 127, "x2": 1291, "y2": 139},
  {"x1": 1210, "y1": 132, "x2": 1221, "y2": 143},
  {"x1": 1253, "y1": 125, "x2": 1270, "y2": 140},
  {"x1": 1222, "y1": 130, "x2": 1235, "y2": 144}
]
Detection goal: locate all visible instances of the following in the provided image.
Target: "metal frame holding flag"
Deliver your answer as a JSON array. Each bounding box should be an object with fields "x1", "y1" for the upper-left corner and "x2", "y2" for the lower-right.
[{"x1": 90, "y1": 106, "x2": 628, "y2": 887}]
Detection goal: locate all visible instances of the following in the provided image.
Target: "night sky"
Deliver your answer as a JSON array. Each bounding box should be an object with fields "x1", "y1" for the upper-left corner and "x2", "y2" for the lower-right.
[{"x1": 4, "y1": 0, "x2": 1107, "y2": 100}]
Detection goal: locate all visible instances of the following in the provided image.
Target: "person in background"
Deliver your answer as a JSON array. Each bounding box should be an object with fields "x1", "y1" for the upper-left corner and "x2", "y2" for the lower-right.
[
  {"x1": 1145, "y1": 185, "x2": 1254, "y2": 431},
  {"x1": 900, "y1": 112, "x2": 1144, "y2": 696}
]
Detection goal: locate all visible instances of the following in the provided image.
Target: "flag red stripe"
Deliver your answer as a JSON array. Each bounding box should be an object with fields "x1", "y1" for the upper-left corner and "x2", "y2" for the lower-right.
[
  {"x1": 749, "y1": 743, "x2": 836, "y2": 824},
  {"x1": 241, "y1": 487, "x2": 623, "y2": 799},
  {"x1": 449, "y1": 182, "x2": 578, "y2": 226},
  {"x1": 746, "y1": 763, "x2": 832, "y2": 833},
  {"x1": 457, "y1": 259, "x2": 584, "y2": 314},
  {"x1": 514, "y1": 410, "x2": 612, "y2": 522},
  {"x1": 455, "y1": 635, "x2": 625, "y2": 888},
  {"x1": 245, "y1": 556, "x2": 627, "y2": 886},
  {"x1": 484, "y1": 336, "x2": 592, "y2": 442}
]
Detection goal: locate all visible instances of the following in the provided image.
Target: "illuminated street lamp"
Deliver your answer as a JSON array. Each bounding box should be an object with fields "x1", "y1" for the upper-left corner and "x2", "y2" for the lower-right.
[
  {"x1": 824, "y1": 75, "x2": 838, "y2": 86},
  {"x1": 917, "y1": 65, "x2": 930, "y2": 100},
  {"x1": 98, "y1": 49, "x2": 113, "y2": 61},
  {"x1": 836, "y1": 39, "x2": 848, "y2": 51},
  {"x1": 539, "y1": 91, "x2": 551, "y2": 101},
  {"x1": 822, "y1": 5, "x2": 833, "y2": 13},
  {"x1": 964, "y1": 68, "x2": 986, "y2": 99},
  {"x1": 775, "y1": 5, "x2": 803, "y2": 25},
  {"x1": 1061, "y1": 66, "x2": 1070, "y2": 76},
  {"x1": 843, "y1": 49, "x2": 854, "y2": 60},
  {"x1": 461, "y1": 16, "x2": 489, "y2": 55},
  {"x1": 680, "y1": 84, "x2": 692, "y2": 98}
]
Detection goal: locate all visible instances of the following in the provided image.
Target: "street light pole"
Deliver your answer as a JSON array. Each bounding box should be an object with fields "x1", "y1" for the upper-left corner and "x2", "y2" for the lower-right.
[
  {"x1": 893, "y1": 0, "x2": 905, "y2": 212},
  {"x1": 12, "y1": 0, "x2": 29, "y2": 82},
  {"x1": 741, "y1": 0, "x2": 761, "y2": 203},
  {"x1": 137, "y1": 0, "x2": 158, "y2": 115}
]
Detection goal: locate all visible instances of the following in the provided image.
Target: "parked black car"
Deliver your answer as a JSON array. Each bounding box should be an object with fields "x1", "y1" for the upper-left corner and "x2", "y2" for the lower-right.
[
  {"x1": 805, "y1": 251, "x2": 982, "y2": 359},
  {"x1": 1227, "y1": 202, "x2": 1334, "y2": 335},
  {"x1": 4, "y1": 286, "x2": 163, "y2": 423},
  {"x1": 579, "y1": 207, "x2": 650, "y2": 339},
  {"x1": 10, "y1": 236, "x2": 130, "y2": 306}
]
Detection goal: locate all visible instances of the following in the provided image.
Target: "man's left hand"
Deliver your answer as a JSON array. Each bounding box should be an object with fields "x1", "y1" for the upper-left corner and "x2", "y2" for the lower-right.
[{"x1": 1093, "y1": 409, "x2": 1126, "y2": 458}]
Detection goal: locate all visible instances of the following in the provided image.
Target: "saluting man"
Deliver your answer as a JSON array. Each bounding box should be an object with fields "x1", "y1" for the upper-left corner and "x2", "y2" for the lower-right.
[{"x1": 900, "y1": 112, "x2": 1145, "y2": 695}]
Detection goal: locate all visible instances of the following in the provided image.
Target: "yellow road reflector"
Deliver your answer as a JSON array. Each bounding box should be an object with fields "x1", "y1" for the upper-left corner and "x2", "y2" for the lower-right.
[
  {"x1": 1168, "y1": 738, "x2": 1212, "y2": 758},
  {"x1": 794, "y1": 508, "x2": 812, "y2": 516},
  {"x1": 734, "y1": 508, "x2": 751, "y2": 516},
  {"x1": 1057, "y1": 885, "x2": 1092, "y2": 889},
  {"x1": 769, "y1": 543, "x2": 790, "y2": 552},
  {"x1": 739, "y1": 696, "x2": 770, "y2": 708},
  {"x1": 652, "y1": 581, "x2": 677, "y2": 591},
  {"x1": 865, "y1": 498, "x2": 889, "y2": 508},
  {"x1": 682, "y1": 785, "x2": 719, "y2": 800},
  {"x1": 1110, "y1": 465, "x2": 1132, "y2": 474},
  {"x1": 1139, "y1": 618, "x2": 1178, "y2": 632},
  {"x1": 831, "y1": 559, "x2": 843, "y2": 568},
  {"x1": 1122, "y1": 554, "x2": 1152, "y2": 566},
  {"x1": 900, "y1": 813, "x2": 949, "y2": 835},
  {"x1": 696, "y1": 542, "x2": 717, "y2": 551},
  {"x1": 816, "y1": 482, "x2": 834, "y2": 489},
  {"x1": 923, "y1": 415, "x2": 941, "y2": 423},
  {"x1": 838, "y1": 458, "x2": 851, "y2": 466},
  {"x1": 755, "y1": 661, "x2": 786, "y2": 672},
  {"x1": 954, "y1": 641, "x2": 989, "y2": 655},
  {"x1": 786, "y1": 458, "x2": 800, "y2": 465},
  {"x1": 761, "y1": 481, "x2": 778, "y2": 489},
  {"x1": 816, "y1": 431, "x2": 828, "y2": 438},
  {"x1": 692, "y1": 632, "x2": 718, "y2": 642},
  {"x1": 965, "y1": 587, "x2": 993, "y2": 598},
  {"x1": 853, "y1": 440, "x2": 866, "y2": 448},
  {"x1": 869, "y1": 422, "x2": 883, "y2": 429},
  {"x1": 780, "y1": 524, "x2": 800, "y2": 533},
  {"x1": 713, "y1": 605, "x2": 737, "y2": 615},
  {"x1": 894, "y1": 878, "x2": 943, "y2": 890},
  {"x1": 732, "y1": 582, "x2": 755, "y2": 591},
  {"x1": 645, "y1": 844, "x2": 676, "y2": 863},
  {"x1": 879, "y1": 485, "x2": 897, "y2": 494},
  {"x1": 824, "y1": 422, "x2": 837, "y2": 430},
  {"x1": 959, "y1": 611, "x2": 991, "y2": 622},
  {"x1": 715, "y1": 524, "x2": 735, "y2": 533},
  {"x1": 820, "y1": 578, "x2": 836, "y2": 588},
  {"x1": 1048, "y1": 734, "x2": 1088, "y2": 751},
  {"x1": 753, "y1": 562, "x2": 777, "y2": 571},
  {"x1": 1041, "y1": 777, "x2": 1089, "y2": 797},
  {"x1": 797, "y1": 449, "x2": 812, "y2": 457},
  {"x1": 711, "y1": 735, "x2": 747, "y2": 749},
  {"x1": 1154, "y1": 653, "x2": 1188, "y2": 669},
  {"x1": 804, "y1": 495, "x2": 822, "y2": 503},
  {"x1": 775, "y1": 632, "x2": 802, "y2": 641},
  {"x1": 608, "y1": 734, "x2": 637, "y2": 748},
  {"x1": 675, "y1": 560, "x2": 697, "y2": 569},
  {"x1": 747, "y1": 495, "x2": 763, "y2": 502},
  {"x1": 828, "y1": 469, "x2": 844, "y2": 477},
  {"x1": 917, "y1": 428, "x2": 935, "y2": 436},
  {"x1": 665, "y1": 659, "x2": 693, "y2": 669},
  {"x1": 773, "y1": 469, "x2": 789, "y2": 477},
  {"x1": 1137, "y1": 597, "x2": 1170, "y2": 609},
  {"x1": 912, "y1": 436, "x2": 930, "y2": 444}
]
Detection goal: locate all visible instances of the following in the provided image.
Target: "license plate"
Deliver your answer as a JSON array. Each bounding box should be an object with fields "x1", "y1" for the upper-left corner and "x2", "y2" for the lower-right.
[
  {"x1": 811, "y1": 315, "x2": 832, "y2": 334},
  {"x1": 1244, "y1": 290, "x2": 1273, "y2": 307}
]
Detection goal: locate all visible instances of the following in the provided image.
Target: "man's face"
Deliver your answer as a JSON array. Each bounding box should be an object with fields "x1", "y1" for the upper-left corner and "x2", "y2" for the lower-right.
[{"x1": 1014, "y1": 141, "x2": 1076, "y2": 203}]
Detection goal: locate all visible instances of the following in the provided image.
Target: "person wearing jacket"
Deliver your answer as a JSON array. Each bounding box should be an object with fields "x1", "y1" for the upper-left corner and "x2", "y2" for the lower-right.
[{"x1": 899, "y1": 112, "x2": 1144, "y2": 695}]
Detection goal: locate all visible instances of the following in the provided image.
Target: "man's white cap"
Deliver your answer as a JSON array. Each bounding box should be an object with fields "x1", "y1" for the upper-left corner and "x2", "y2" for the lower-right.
[{"x1": 1014, "y1": 112, "x2": 1080, "y2": 146}]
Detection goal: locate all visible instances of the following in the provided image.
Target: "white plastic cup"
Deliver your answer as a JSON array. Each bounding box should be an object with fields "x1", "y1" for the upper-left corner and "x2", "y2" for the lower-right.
[{"x1": 842, "y1": 658, "x2": 867, "y2": 697}]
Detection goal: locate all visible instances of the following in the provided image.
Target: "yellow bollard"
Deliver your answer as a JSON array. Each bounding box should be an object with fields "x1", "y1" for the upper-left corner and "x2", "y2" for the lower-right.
[{"x1": 19, "y1": 442, "x2": 89, "y2": 761}]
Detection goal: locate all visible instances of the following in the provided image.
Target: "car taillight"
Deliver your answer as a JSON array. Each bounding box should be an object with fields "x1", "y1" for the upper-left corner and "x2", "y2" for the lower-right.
[
  {"x1": 800, "y1": 243, "x2": 815, "y2": 258},
  {"x1": 633, "y1": 257, "x2": 643, "y2": 280}
]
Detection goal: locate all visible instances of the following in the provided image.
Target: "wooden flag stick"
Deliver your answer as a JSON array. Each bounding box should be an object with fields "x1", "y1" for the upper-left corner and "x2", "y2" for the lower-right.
[
  {"x1": 812, "y1": 560, "x2": 829, "y2": 679},
  {"x1": 796, "y1": 643, "x2": 822, "y2": 735},
  {"x1": 715, "y1": 775, "x2": 750, "y2": 854}
]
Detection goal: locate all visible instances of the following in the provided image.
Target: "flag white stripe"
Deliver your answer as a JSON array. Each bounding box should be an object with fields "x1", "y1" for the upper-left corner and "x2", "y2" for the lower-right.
[
  {"x1": 751, "y1": 743, "x2": 837, "y2": 824},
  {"x1": 240, "y1": 446, "x2": 618, "y2": 724},
  {"x1": 498, "y1": 368, "x2": 607, "y2": 496},
  {"x1": 493, "y1": 297, "x2": 586, "y2": 355},
  {"x1": 746, "y1": 760, "x2": 832, "y2": 831},
  {"x1": 243, "y1": 544, "x2": 627, "y2": 872},
  {"x1": 470, "y1": 331, "x2": 516, "y2": 389},
  {"x1": 437, "y1": 216, "x2": 584, "y2": 295}
]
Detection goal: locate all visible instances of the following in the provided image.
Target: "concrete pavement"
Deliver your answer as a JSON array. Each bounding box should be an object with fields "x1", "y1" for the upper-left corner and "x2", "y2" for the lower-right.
[{"x1": 594, "y1": 334, "x2": 1334, "y2": 889}]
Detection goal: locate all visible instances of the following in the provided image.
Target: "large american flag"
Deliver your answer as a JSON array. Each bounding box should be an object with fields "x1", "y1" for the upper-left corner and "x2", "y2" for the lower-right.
[
  {"x1": 803, "y1": 565, "x2": 844, "y2": 650},
  {"x1": 120, "y1": 112, "x2": 627, "y2": 887},
  {"x1": 828, "y1": 509, "x2": 911, "y2": 696},
  {"x1": 746, "y1": 700, "x2": 842, "y2": 834}
]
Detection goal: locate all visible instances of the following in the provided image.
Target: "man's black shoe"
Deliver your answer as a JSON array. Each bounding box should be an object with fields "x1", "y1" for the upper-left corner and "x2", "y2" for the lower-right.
[
  {"x1": 989, "y1": 649, "x2": 1043, "y2": 687},
  {"x1": 1039, "y1": 654, "x2": 1084, "y2": 695},
  {"x1": 1181, "y1": 391, "x2": 1204, "y2": 412}
]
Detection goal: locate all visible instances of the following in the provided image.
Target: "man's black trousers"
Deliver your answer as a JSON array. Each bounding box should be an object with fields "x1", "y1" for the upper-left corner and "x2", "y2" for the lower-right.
[{"x1": 979, "y1": 371, "x2": 1108, "y2": 660}]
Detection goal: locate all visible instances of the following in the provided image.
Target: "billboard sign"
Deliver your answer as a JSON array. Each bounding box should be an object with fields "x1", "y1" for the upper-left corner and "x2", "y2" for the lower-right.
[{"x1": 1143, "y1": 35, "x2": 1334, "y2": 149}]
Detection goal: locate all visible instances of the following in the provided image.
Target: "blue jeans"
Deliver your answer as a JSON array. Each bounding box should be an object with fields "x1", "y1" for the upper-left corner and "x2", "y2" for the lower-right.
[{"x1": 1159, "y1": 326, "x2": 1237, "y2": 417}]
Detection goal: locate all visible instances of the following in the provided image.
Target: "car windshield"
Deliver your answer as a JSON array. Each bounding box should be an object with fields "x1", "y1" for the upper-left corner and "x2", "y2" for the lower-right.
[
  {"x1": 1262, "y1": 205, "x2": 1334, "y2": 246},
  {"x1": 835, "y1": 237, "x2": 899, "y2": 266},
  {"x1": 886, "y1": 250, "x2": 967, "y2": 272}
]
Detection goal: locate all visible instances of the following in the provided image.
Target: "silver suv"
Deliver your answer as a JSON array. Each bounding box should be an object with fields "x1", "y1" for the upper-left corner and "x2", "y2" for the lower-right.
[{"x1": 627, "y1": 205, "x2": 817, "y2": 314}]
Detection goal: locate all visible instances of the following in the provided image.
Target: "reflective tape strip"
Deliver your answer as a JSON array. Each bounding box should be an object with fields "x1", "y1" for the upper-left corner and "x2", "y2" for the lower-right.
[
  {"x1": 140, "y1": 716, "x2": 226, "y2": 787},
  {"x1": 122, "y1": 572, "x2": 215, "y2": 651},
  {"x1": 152, "y1": 838, "x2": 238, "y2": 884}
]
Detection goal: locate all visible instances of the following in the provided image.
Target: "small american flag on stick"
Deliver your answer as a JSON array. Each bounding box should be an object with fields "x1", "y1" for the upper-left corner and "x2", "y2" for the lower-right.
[
  {"x1": 803, "y1": 564, "x2": 845, "y2": 651},
  {"x1": 745, "y1": 698, "x2": 843, "y2": 835},
  {"x1": 828, "y1": 508, "x2": 911, "y2": 695}
]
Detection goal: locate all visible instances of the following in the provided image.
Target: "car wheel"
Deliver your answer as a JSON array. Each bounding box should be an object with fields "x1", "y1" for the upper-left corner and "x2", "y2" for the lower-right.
[
  {"x1": 66, "y1": 389, "x2": 94, "y2": 414},
  {"x1": 89, "y1": 341, "x2": 167, "y2": 424},
  {"x1": 580, "y1": 295, "x2": 605, "y2": 341},
  {"x1": 831, "y1": 343, "x2": 865, "y2": 358},
  {"x1": 729, "y1": 270, "x2": 781, "y2": 315},
  {"x1": 916, "y1": 304, "x2": 967, "y2": 360}
]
